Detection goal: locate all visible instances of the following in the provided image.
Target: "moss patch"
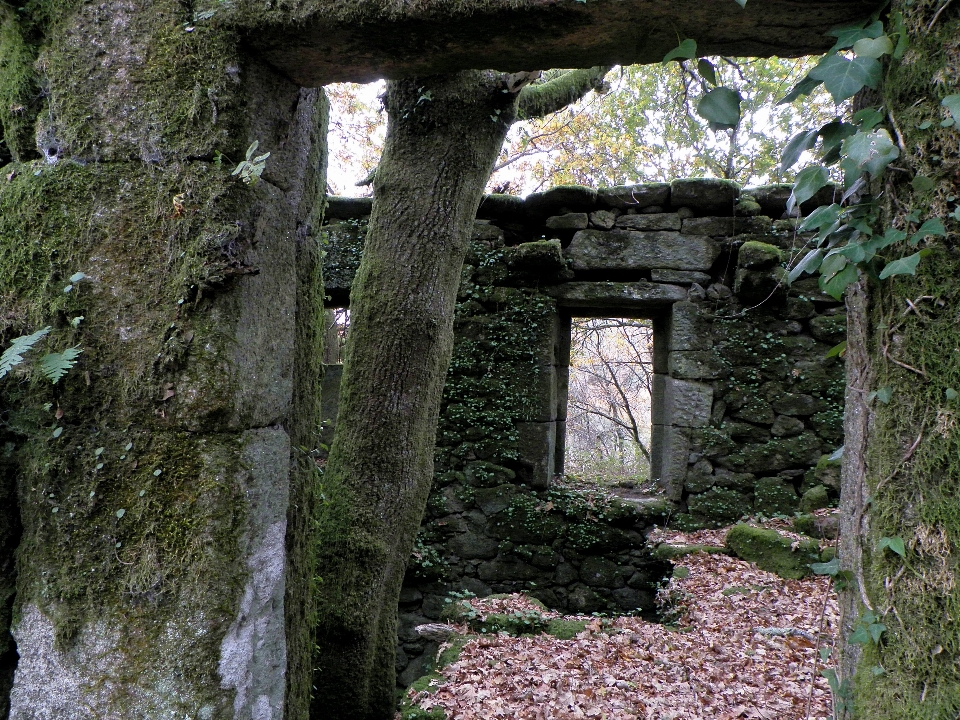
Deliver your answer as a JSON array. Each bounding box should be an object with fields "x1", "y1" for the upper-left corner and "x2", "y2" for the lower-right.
[{"x1": 724, "y1": 523, "x2": 819, "y2": 580}]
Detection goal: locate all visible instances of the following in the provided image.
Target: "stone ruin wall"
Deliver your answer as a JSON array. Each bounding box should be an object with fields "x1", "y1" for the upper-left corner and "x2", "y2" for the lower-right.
[{"x1": 320, "y1": 178, "x2": 846, "y2": 684}]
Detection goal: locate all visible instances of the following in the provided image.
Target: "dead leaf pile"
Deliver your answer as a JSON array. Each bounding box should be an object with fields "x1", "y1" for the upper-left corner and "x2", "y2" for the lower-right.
[{"x1": 403, "y1": 526, "x2": 839, "y2": 720}]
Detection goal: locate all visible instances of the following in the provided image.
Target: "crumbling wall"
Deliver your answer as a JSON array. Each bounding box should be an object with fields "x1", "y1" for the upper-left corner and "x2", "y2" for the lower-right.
[
  {"x1": 321, "y1": 177, "x2": 846, "y2": 683},
  {"x1": 0, "y1": 3, "x2": 327, "y2": 717}
]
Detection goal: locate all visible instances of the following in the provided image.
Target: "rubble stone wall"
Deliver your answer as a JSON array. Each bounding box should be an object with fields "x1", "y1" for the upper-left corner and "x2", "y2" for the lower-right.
[{"x1": 321, "y1": 178, "x2": 845, "y2": 683}]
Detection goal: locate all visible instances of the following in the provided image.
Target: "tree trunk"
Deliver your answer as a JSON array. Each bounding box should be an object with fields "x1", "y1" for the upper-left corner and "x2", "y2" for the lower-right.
[
  {"x1": 840, "y1": 3, "x2": 960, "y2": 716},
  {"x1": 312, "y1": 71, "x2": 518, "y2": 720}
]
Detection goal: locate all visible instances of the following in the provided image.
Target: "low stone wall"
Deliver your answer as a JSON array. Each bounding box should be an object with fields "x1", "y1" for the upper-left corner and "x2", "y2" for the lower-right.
[{"x1": 321, "y1": 177, "x2": 845, "y2": 683}]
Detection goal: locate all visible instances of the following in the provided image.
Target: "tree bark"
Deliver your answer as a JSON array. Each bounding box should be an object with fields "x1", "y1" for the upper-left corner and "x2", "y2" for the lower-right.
[
  {"x1": 839, "y1": 3, "x2": 960, "y2": 716},
  {"x1": 312, "y1": 70, "x2": 518, "y2": 720}
]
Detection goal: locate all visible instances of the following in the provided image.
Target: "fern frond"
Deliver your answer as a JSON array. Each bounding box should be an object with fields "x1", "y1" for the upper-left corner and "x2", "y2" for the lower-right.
[
  {"x1": 39, "y1": 347, "x2": 82, "y2": 384},
  {"x1": 0, "y1": 327, "x2": 51, "y2": 379}
]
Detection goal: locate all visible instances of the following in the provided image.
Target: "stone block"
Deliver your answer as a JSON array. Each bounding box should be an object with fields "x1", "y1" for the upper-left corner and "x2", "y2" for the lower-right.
[
  {"x1": 448, "y1": 531, "x2": 500, "y2": 560},
  {"x1": 566, "y1": 585, "x2": 607, "y2": 613},
  {"x1": 579, "y1": 557, "x2": 624, "y2": 588},
  {"x1": 651, "y1": 269, "x2": 712, "y2": 284},
  {"x1": 725, "y1": 524, "x2": 820, "y2": 579},
  {"x1": 772, "y1": 392, "x2": 820, "y2": 416},
  {"x1": 668, "y1": 350, "x2": 722, "y2": 380},
  {"x1": 686, "y1": 487, "x2": 750, "y2": 526},
  {"x1": 545, "y1": 281, "x2": 686, "y2": 310},
  {"x1": 669, "y1": 178, "x2": 740, "y2": 215},
  {"x1": 473, "y1": 484, "x2": 518, "y2": 516},
  {"x1": 652, "y1": 376, "x2": 713, "y2": 428},
  {"x1": 809, "y1": 313, "x2": 846, "y2": 345},
  {"x1": 515, "y1": 422, "x2": 556, "y2": 488},
  {"x1": 612, "y1": 587, "x2": 655, "y2": 612},
  {"x1": 753, "y1": 477, "x2": 799, "y2": 515},
  {"x1": 477, "y1": 193, "x2": 526, "y2": 220},
  {"x1": 477, "y1": 559, "x2": 542, "y2": 583},
  {"x1": 565, "y1": 229, "x2": 720, "y2": 272},
  {"x1": 546, "y1": 213, "x2": 589, "y2": 230},
  {"x1": 650, "y1": 425, "x2": 690, "y2": 501},
  {"x1": 770, "y1": 415, "x2": 805, "y2": 437},
  {"x1": 596, "y1": 183, "x2": 670, "y2": 210},
  {"x1": 526, "y1": 185, "x2": 597, "y2": 216},
  {"x1": 614, "y1": 213, "x2": 681, "y2": 231},
  {"x1": 663, "y1": 301, "x2": 712, "y2": 352},
  {"x1": 325, "y1": 196, "x2": 372, "y2": 218},
  {"x1": 717, "y1": 432, "x2": 823, "y2": 474},
  {"x1": 589, "y1": 209, "x2": 618, "y2": 229},
  {"x1": 737, "y1": 241, "x2": 785, "y2": 269}
]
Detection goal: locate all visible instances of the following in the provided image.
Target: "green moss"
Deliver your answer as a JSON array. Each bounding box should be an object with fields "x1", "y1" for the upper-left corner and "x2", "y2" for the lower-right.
[
  {"x1": 799, "y1": 485, "x2": 829, "y2": 513},
  {"x1": 0, "y1": 9, "x2": 42, "y2": 161},
  {"x1": 686, "y1": 487, "x2": 749, "y2": 528},
  {"x1": 653, "y1": 543, "x2": 729, "y2": 560},
  {"x1": 725, "y1": 523, "x2": 819, "y2": 580},
  {"x1": 545, "y1": 618, "x2": 589, "y2": 639}
]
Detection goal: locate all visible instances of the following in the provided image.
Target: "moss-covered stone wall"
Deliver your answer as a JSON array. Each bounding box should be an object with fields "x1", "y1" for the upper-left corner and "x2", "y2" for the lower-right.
[
  {"x1": 0, "y1": 2, "x2": 327, "y2": 717},
  {"x1": 321, "y1": 178, "x2": 847, "y2": 684}
]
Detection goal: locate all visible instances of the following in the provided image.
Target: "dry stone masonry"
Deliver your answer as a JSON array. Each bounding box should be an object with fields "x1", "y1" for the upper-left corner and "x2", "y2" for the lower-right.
[{"x1": 321, "y1": 177, "x2": 846, "y2": 684}]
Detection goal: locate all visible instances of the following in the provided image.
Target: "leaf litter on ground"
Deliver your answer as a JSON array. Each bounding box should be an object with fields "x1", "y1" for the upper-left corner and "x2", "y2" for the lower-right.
[{"x1": 401, "y1": 521, "x2": 839, "y2": 720}]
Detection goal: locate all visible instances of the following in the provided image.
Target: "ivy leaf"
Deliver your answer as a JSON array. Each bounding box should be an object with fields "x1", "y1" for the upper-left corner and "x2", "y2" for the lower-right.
[
  {"x1": 810, "y1": 557, "x2": 840, "y2": 575},
  {"x1": 820, "y1": 261, "x2": 859, "y2": 300},
  {"x1": 799, "y1": 203, "x2": 841, "y2": 232},
  {"x1": 878, "y1": 536, "x2": 906, "y2": 557},
  {"x1": 946, "y1": 388, "x2": 959, "y2": 400},
  {"x1": 818, "y1": 121, "x2": 857, "y2": 165},
  {"x1": 697, "y1": 87, "x2": 742, "y2": 130},
  {"x1": 850, "y1": 625, "x2": 872, "y2": 645},
  {"x1": 787, "y1": 248, "x2": 824, "y2": 284},
  {"x1": 0, "y1": 326, "x2": 50, "y2": 379},
  {"x1": 39, "y1": 347, "x2": 82, "y2": 384},
  {"x1": 827, "y1": 20, "x2": 885, "y2": 52},
  {"x1": 942, "y1": 95, "x2": 960, "y2": 124},
  {"x1": 778, "y1": 75, "x2": 823, "y2": 105},
  {"x1": 841, "y1": 129, "x2": 899, "y2": 177},
  {"x1": 809, "y1": 54, "x2": 882, "y2": 103},
  {"x1": 663, "y1": 39, "x2": 697, "y2": 63},
  {"x1": 911, "y1": 175, "x2": 936, "y2": 193},
  {"x1": 873, "y1": 386, "x2": 893, "y2": 404},
  {"x1": 878, "y1": 251, "x2": 926, "y2": 280},
  {"x1": 781, "y1": 128, "x2": 819, "y2": 172},
  {"x1": 868, "y1": 622, "x2": 887, "y2": 644},
  {"x1": 789, "y1": 165, "x2": 830, "y2": 209},
  {"x1": 853, "y1": 108, "x2": 885, "y2": 131},
  {"x1": 697, "y1": 59, "x2": 718, "y2": 86},
  {"x1": 853, "y1": 35, "x2": 893, "y2": 59},
  {"x1": 910, "y1": 218, "x2": 946, "y2": 244},
  {"x1": 862, "y1": 228, "x2": 907, "y2": 256},
  {"x1": 732, "y1": 0, "x2": 747, "y2": 6},
  {"x1": 826, "y1": 340, "x2": 847, "y2": 358}
]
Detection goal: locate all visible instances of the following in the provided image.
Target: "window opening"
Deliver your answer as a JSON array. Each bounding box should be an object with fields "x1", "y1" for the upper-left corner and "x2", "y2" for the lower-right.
[{"x1": 565, "y1": 317, "x2": 653, "y2": 488}]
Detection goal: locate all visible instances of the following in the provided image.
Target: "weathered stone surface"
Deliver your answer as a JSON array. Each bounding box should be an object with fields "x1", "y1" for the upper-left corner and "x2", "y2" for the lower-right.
[
  {"x1": 725, "y1": 524, "x2": 820, "y2": 579},
  {"x1": 448, "y1": 531, "x2": 500, "y2": 560},
  {"x1": 718, "y1": 432, "x2": 823, "y2": 474},
  {"x1": 546, "y1": 213, "x2": 589, "y2": 230},
  {"x1": 589, "y1": 209, "x2": 618, "y2": 229},
  {"x1": 652, "y1": 376, "x2": 713, "y2": 428},
  {"x1": 651, "y1": 269, "x2": 712, "y2": 284},
  {"x1": 472, "y1": 221, "x2": 506, "y2": 247},
  {"x1": 477, "y1": 559, "x2": 541, "y2": 582},
  {"x1": 565, "y1": 229, "x2": 720, "y2": 272},
  {"x1": 614, "y1": 213, "x2": 681, "y2": 231},
  {"x1": 737, "y1": 241, "x2": 784, "y2": 269},
  {"x1": 516, "y1": 422, "x2": 556, "y2": 488},
  {"x1": 526, "y1": 185, "x2": 597, "y2": 216},
  {"x1": 650, "y1": 425, "x2": 690, "y2": 501},
  {"x1": 668, "y1": 350, "x2": 723, "y2": 380},
  {"x1": 477, "y1": 193, "x2": 526, "y2": 220},
  {"x1": 670, "y1": 178, "x2": 739, "y2": 215},
  {"x1": 579, "y1": 557, "x2": 623, "y2": 588},
  {"x1": 733, "y1": 267, "x2": 786, "y2": 301},
  {"x1": 546, "y1": 281, "x2": 686, "y2": 309},
  {"x1": 474, "y1": 484, "x2": 518, "y2": 516},
  {"x1": 325, "y1": 195, "x2": 372, "y2": 218},
  {"x1": 809, "y1": 313, "x2": 846, "y2": 345},
  {"x1": 799, "y1": 485, "x2": 830, "y2": 513},
  {"x1": 253, "y1": 0, "x2": 880, "y2": 87},
  {"x1": 663, "y1": 301, "x2": 712, "y2": 352},
  {"x1": 772, "y1": 392, "x2": 819, "y2": 416},
  {"x1": 566, "y1": 585, "x2": 606, "y2": 614},
  {"x1": 597, "y1": 183, "x2": 670, "y2": 210},
  {"x1": 753, "y1": 477, "x2": 798, "y2": 515},
  {"x1": 687, "y1": 487, "x2": 749, "y2": 526},
  {"x1": 770, "y1": 414, "x2": 805, "y2": 437}
]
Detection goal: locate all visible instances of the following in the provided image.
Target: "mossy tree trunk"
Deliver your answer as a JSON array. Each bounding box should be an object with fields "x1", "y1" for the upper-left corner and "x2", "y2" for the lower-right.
[
  {"x1": 313, "y1": 66, "x2": 609, "y2": 720},
  {"x1": 839, "y1": 3, "x2": 960, "y2": 717}
]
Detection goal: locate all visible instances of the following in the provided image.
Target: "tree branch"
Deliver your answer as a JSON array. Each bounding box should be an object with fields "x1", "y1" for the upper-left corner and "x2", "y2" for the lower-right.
[{"x1": 517, "y1": 66, "x2": 612, "y2": 120}]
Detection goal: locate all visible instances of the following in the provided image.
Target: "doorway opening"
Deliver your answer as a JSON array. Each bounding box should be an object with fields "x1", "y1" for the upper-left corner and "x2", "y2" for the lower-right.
[{"x1": 564, "y1": 317, "x2": 654, "y2": 489}]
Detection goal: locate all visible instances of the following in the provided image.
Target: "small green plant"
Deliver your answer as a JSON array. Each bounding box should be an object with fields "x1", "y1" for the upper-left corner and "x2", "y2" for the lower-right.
[
  {"x1": 0, "y1": 327, "x2": 81, "y2": 383},
  {"x1": 231, "y1": 141, "x2": 271, "y2": 185}
]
